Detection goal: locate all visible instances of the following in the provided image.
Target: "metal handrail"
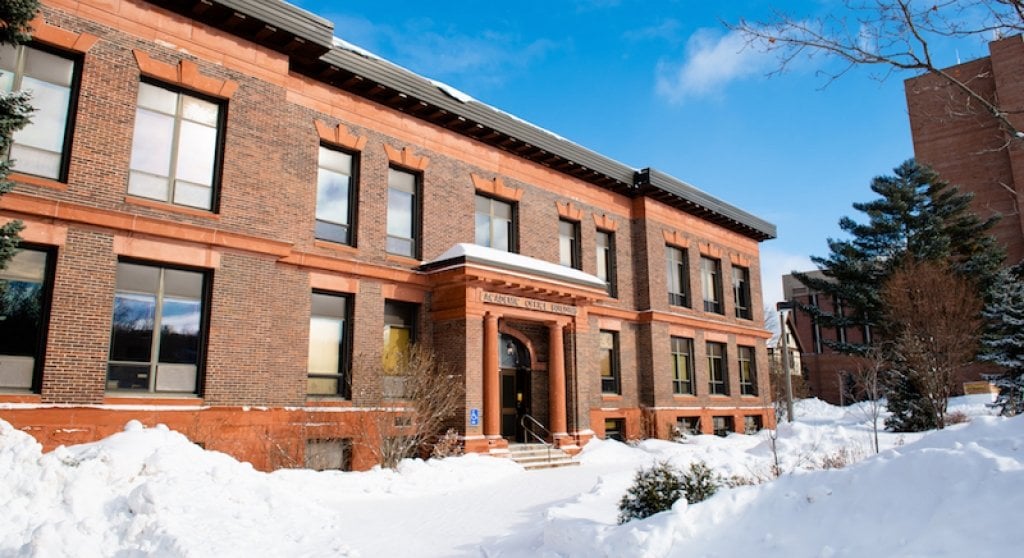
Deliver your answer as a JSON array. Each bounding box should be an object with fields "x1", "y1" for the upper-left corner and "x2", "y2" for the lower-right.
[{"x1": 519, "y1": 414, "x2": 552, "y2": 462}]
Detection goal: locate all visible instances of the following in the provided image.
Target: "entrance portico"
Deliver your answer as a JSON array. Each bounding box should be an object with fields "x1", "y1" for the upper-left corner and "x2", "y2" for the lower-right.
[{"x1": 421, "y1": 244, "x2": 607, "y2": 454}]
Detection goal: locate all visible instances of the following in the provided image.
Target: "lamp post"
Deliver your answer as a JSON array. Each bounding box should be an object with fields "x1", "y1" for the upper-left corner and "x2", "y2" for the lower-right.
[{"x1": 776, "y1": 301, "x2": 795, "y2": 423}]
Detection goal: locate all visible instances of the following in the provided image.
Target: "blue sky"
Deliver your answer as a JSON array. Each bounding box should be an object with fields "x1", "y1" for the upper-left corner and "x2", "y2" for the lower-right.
[{"x1": 291, "y1": 0, "x2": 995, "y2": 308}]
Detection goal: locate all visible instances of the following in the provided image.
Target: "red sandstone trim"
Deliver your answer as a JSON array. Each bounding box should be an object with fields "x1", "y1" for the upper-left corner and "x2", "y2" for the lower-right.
[
  {"x1": 124, "y1": 195, "x2": 221, "y2": 220},
  {"x1": 555, "y1": 200, "x2": 583, "y2": 220},
  {"x1": 30, "y1": 14, "x2": 98, "y2": 53},
  {"x1": 133, "y1": 50, "x2": 238, "y2": 99},
  {"x1": 10, "y1": 172, "x2": 68, "y2": 191},
  {"x1": 471, "y1": 173, "x2": 524, "y2": 201},
  {"x1": 314, "y1": 120, "x2": 367, "y2": 151},
  {"x1": 383, "y1": 144, "x2": 430, "y2": 171}
]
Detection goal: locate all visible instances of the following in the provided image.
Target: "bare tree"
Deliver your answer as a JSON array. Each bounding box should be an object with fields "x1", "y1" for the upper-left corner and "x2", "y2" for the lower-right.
[
  {"x1": 843, "y1": 348, "x2": 888, "y2": 453},
  {"x1": 881, "y1": 259, "x2": 983, "y2": 429},
  {"x1": 731, "y1": 0, "x2": 1024, "y2": 144},
  {"x1": 354, "y1": 344, "x2": 464, "y2": 469}
]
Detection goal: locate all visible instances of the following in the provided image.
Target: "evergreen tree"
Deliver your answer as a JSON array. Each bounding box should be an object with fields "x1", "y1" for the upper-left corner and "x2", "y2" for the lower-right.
[
  {"x1": 979, "y1": 262, "x2": 1024, "y2": 416},
  {"x1": 796, "y1": 160, "x2": 1003, "y2": 431},
  {"x1": 0, "y1": 0, "x2": 41, "y2": 269},
  {"x1": 796, "y1": 159, "x2": 1002, "y2": 352},
  {"x1": 617, "y1": 461, "x2": 685, "y2": 524}
]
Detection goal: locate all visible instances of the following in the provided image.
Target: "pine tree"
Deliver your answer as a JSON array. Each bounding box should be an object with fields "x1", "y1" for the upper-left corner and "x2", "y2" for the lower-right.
[
  {"x1": 796, "y1": 160, "x2": 1003, "y2": 431},
  {"x1": 617, "y1": 461, "x2": 685, "y2": 524},
  {"x1": 979, "y1": 263, "x2": 1024, "y2": 416},
  {"x1": 0, "y1": 0, "x2": 41, "y2": 268},
  {"x1": 796, "y1": 160, "x2": 1002, "y2": 352}
]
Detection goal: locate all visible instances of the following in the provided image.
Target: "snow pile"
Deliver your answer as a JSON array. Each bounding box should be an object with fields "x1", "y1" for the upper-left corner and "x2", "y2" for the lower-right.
[
  {"x1": 1, "y1": 396, "x2": 1019, "y2": 557},
  {"x1": 537, "y1": 410, "x2": 1023, "y2": 557}
]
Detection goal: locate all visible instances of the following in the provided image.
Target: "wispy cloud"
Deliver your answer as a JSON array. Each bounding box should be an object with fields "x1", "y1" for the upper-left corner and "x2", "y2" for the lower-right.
[
  {"x1": 623, "y1": 19, "x2": 682, "y2": 44},
  {"x1": 655, "y1": 27, "x2": 772, "y2": 103},
  {"x1": 330, "y1": 14, "x2": 562, "y2": 89}
]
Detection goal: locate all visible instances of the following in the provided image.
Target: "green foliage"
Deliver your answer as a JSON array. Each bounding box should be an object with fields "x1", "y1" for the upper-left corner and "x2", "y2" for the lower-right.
[
  {"x1": 795, "y1": 159, "x2": 1003, "y2": 355},
  {"x1": 617, "y1": 459, "x2": 722, "y2": 524},
  {"x1": 679, "y1": 460, "x2": 721, "y2": 504},
  {"x1": 980, "y1": 262, "x2": 1024, "y2": 416},
  {"x1": 617, "y1": 461, "x2": 684, "y2": 524},
  {"x1": 1, "y1": 0, "x2": 40, "y2": 270},
  {"x1": 0, "y1": 1, "x2": 40, "y2": 46}
]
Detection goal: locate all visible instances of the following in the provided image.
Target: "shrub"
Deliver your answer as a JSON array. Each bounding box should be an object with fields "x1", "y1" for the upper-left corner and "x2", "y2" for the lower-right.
[
  {"x1": 617, "y1": 461, "x2": 684, "y2": 524},
  {"x1": 680, "y1": 460, "x2": 721, "y2": 504},
  {"x1": 946, "y1": 410, "x2": 970, "y2": 425},
  {"x1": 430, "y1": 428, "x2": 463, "y2": 459}
]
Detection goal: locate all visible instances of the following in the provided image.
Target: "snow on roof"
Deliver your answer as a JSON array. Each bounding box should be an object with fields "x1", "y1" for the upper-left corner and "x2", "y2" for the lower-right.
[
  {"x1": 425, "y1": 243, "x2": 607, "y2": 289},
  {"x1": 331, "y1": 36, "x2": 382, "y2": 60}
]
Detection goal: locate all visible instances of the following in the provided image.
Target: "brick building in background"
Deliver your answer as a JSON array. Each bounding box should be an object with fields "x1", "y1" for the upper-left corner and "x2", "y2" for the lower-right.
[
  {"x1": 906, "y1": 34, "x2": 1024, "y2": 264},
  {"x1": 783, "y1": 37, "x2": 1023, "y2": 406},
  {"x1": 0, "y1": 0, "x2": 776, "y2": 470}
]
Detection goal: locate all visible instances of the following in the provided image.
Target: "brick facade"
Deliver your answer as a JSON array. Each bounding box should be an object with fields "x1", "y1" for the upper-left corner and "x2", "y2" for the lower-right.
[{"x1": 0, "y1": 0, "x2": 776, "y2": 470}]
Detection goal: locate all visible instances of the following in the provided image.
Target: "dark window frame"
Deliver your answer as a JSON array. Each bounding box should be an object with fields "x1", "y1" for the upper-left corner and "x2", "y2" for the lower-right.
[
  {"x1": 707, "y1": 341, "x2": 728, "y2": 395},
  {"x1": 596, "y1": 229, "x2": 617, "y2": 298},
  {"x1": 474, "y1": 193, "x2": 518, "y2": 253},
  {"x1": 738, "y1": 345, "x2": 757, "y2": 396},
  {"x1": 128, "y1": 78, "x2": 228, "y2": 213},
  {"x1": 385, "y1": 165, "x2": 422, "y2": 259},
  {"x1": 732, "y1": 265, "x2": 752, "y2": 319},
  {"x1": 599, "y1": 330, "x2": 620, "y2": 394},
  {"x1": 558, "y1": 218, "x2": 581, "y2": 269},
  {"x1": 667, "y1": 245, "x2": 690, "y2": 307},
  {"x1": 701, "y1": 256, "x2": 723, "y2": 314},
  {"x1": 0, "y1": 243, "x2": 57, "y2": 393},
  {"x1": 308, "y1": 289, "x2": 353, "y2": 399},
  {"x1": 106, "y1": 258, "x2": 212, "y2": 395},
  {"x1": 1, "y1": 42, "x2": 83, "y2": 182},
  {"x1": 712, "y1": 415, "x2": 733, "y2": 437},
  {"x1": 314, "y1": 142, "x2": 360, "y2": 246},
  {"x1": 671, "y1": 336, "x2": 694, "y2": 395}
]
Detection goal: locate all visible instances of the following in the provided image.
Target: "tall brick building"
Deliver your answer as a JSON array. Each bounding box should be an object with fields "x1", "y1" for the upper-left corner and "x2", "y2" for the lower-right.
[
  {"x1": 0, "y1": 0, "x2": 776, "y2": 470},
  {"x1": 906, "y1": 34, "x2": 1024, "y2": 263}
]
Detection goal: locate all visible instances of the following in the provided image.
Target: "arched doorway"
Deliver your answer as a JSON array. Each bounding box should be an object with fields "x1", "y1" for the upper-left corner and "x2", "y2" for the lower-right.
[{"x1": 499, "y1": 334, "x2": 531, "y2": 442}]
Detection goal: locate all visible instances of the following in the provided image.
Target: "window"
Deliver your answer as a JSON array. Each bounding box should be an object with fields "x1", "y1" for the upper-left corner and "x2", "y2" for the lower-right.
[
  {"x1": 671, "y1": 336, "x2": 693, "y2": 395},
  {"x1": 676, "y1": 416, "x2": 700, "y2": 436},
  {"x1": 475, "y1": 195, "x2": 515, "y2": 252},
  {"x1": 0, "y1": 44, "x2": 78, "y2": 180},
  {"x1": 315, "y1": 146, "x2": 357, "y2": 245},
  {"x1": 599, "y1": 330, "x2": 620, "y2": 394},
  {"x1": 308, "y1": 292, "x2": 350, "y2": 397},
  {"x1": 386, "y1": 168, "x2": 419, "y2": 257},
  {"x1": 743, "y1": 415, "x2": 762, "y2": 434},
  {"x1": 732, "y1": 265, "x2": 751, "y2": 319},
  {"x1": 738, "y1": 345, "x2": 757, "y2": 395},
  {"x1": 707, "y1": 341, "x2": 728, "y2": 395},
  {"x1": 0, "y1": 247, "x2": 54, "y2": 391},
  {"x1": 604, "y1": 418, "x2": 625, "y2": 442},
  {"x1": 305, "y1": 438, "x2": 352, "y2": 471},
  {"x1": 666, "y1": 245, "x2": 689, "y2": 307},
  {"x1": 128, "y1": 81, "x2": 223, "y2": 210},
  {"x1": 712, "y1": 416, "x2": 733, "y2": 437},
  {"x1": 559, "y1": 219, "x2": 581, "y2": 269},
  {"x1": 596, "y1": 230, "x2": 616, "y2": 297},
  {"x1": 701, "y1": 256, "x2": 723, "y2": 314},
  {"x1": 383, "y1": 300, "x2": 417, "y2": 372},
  {"x1": 107, "y1": 262, "x2": 207, "y2": 393}
]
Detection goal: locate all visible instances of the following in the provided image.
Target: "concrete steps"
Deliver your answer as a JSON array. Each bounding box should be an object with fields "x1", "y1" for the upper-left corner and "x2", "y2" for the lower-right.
[{"x1": 506, "y1": 443, "x2": 579, "y2": 470}]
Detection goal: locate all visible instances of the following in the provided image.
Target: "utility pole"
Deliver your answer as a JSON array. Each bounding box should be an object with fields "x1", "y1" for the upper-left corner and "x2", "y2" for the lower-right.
[{"x1": 776, "y1": 302, "x2": 795, "y2": 423}]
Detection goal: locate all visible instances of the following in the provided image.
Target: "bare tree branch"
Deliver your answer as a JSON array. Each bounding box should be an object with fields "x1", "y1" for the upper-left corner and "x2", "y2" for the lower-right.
[{"x1": 729, "y1": 0, "x2": 1024, "y2": 144}]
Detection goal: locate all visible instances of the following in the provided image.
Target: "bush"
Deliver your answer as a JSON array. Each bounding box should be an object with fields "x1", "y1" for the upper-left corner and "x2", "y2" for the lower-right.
[
  {"x1": 680, "y1": 460, "x2": 721, "y2": 504},
  {"x1": 617, "y1": 459, "x2": 722, "y2": 524},
  {"x1": 617, "y1": 461, "x2": 684, "y2": 524}
]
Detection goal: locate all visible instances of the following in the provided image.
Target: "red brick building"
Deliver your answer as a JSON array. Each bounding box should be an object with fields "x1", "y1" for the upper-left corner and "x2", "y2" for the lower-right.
[
  {"x1": 0, "y1": 0, "x2": 776, "y2": 470},
  {"x1": 906, "y1": 34, "x2": 1024, "y2": 263}
]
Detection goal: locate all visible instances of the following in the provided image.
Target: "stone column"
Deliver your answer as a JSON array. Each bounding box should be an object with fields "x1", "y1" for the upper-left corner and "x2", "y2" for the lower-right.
[
  {"x1": 548, "y1": 322, "x2": 568, "y2": 438},
  {"x1": 483, "y1": 313, "x2": 500, "y2": 439}
]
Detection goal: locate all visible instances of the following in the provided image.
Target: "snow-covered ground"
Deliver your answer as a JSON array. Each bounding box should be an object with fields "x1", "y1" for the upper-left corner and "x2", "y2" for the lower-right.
[{"x1": 2, "y1": 395, "x2": 1020, "y2": 557}]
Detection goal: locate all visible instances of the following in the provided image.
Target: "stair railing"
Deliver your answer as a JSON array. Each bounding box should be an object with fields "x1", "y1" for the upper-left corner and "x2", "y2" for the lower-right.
[{"x1": 520, "y1": 413, "x2": 552, "y2": 462}]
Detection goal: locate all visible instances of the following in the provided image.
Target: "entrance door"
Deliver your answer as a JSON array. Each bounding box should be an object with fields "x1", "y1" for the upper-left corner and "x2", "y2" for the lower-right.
[
  {"x1": 500, "y1": 367, "x2": 532, "y2": 442},
  {"x1": 499, "y1": 334, "x2": 531, "y2": 442}
]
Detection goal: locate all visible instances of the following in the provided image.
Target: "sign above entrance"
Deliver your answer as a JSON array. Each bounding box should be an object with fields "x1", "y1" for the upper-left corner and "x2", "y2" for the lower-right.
[{"x1": 481, "y1": 291, "x2": 577, "y2": 316}]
